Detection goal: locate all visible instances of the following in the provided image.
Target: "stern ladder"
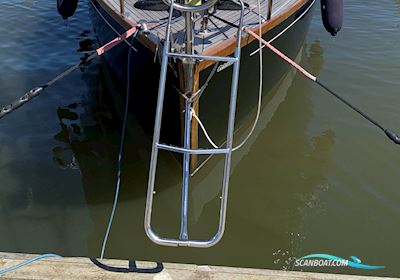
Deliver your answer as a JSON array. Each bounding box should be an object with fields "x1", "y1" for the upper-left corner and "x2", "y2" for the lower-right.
[{"x1": 144, "y1": 0, "x2": 246, "y2": 248}]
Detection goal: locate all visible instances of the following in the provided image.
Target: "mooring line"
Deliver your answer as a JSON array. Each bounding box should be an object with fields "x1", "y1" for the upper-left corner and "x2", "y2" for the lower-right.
[
  {"x1": 0, "y1": 24, "x2": 141, "y2": 120},
  {"x1": 0, "y1": 254, "x2": 61, "y2": 276},
  {"x1": 245, "y1": 27, "x2": 400, "y2": 145},
  {"x1": 100, "y1": 30, "x2": 139, "y2": 260}
]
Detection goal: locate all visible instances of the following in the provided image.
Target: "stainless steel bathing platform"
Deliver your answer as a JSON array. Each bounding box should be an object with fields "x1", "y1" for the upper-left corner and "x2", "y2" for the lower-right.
[{"x1": 144, "y1": 0, "x2": 245, "y2": 247}]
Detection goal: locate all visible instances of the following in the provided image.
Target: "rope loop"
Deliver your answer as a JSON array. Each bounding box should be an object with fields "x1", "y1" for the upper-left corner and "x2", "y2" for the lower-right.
[
  {"x1": 19, "y1": 94, "x2": 29, "y2": 102},
  {"x1": 1, "y1": 105, "x2": 12, "y2": 113},
  {"x1": 30, "y1": 87, "x2": 43, "y2": 95}
]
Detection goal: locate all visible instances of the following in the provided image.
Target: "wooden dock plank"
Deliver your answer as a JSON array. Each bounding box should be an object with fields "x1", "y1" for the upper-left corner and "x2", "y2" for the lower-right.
[{"x1": 0, "y1": 253, "x2": 398, "y2": 280}]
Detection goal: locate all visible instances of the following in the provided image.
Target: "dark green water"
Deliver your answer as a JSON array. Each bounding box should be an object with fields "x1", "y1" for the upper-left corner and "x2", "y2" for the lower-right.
[{"x1": 1, "y1": 0, "x2": 400, "y2": 277}]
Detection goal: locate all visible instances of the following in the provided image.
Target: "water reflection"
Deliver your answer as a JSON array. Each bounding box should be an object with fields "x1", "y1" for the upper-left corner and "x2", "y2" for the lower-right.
[
  {"x1": 304, "y1": 40, "x2": 324, "y2": 76},
  {"x1": 217, "y1": 40, "x2": 335, "y2": 270},
  {"x1": 0, "y1": 1, "x2": 96, "y2": 256},
  {"x1": 395, "y1": 0, "x2": 400, "y2": 15}
]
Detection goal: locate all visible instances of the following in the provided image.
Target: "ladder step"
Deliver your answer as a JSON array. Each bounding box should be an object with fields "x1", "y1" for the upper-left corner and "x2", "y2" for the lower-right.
[
  {"x1": 157, "y1": 143, "x2": 230, "y2": 155},
  {"x1": 167, "y1": 52, "x2": 238, "y2": 62}
]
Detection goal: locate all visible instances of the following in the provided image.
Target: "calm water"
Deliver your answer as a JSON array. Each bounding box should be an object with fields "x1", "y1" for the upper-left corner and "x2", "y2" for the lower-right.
[{"x1": 1, "y1": 0, "x2": 400, "y2": 277}]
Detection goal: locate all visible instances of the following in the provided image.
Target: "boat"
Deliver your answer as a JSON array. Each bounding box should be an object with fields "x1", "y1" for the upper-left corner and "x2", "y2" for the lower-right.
[
  {"x1": 84, "y1": 0, "x2": 318, "y2": 247},
  {"x1": 51, "y1": 41, "x2": 330, "y2": 260},
  {"x1": 88, "y1": 0, "x2": 314, "y2": 154},
  {"x1": 49, "y1": 0, "x2": 346, "y2": 249}
]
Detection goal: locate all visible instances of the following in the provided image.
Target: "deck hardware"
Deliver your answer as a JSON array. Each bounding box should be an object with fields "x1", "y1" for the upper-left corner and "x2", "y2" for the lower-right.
[
  {"x1": 200, "y1": 16, "x2": 210, "y2": 34},
  {"x1": 138, "y1": 20, "x2": 150, "y2": 33}
]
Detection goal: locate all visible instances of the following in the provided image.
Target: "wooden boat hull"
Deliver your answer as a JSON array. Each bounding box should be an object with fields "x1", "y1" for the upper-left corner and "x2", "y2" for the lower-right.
[{"x1": 89, "y1": 0, "x2": 315, "y2": 167}]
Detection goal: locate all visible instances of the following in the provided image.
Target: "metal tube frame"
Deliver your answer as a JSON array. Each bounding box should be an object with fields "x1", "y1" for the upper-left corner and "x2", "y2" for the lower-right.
[
  {"x1": 144, "y1": 0, "x2": 246, "y2": 248},
  {"x1": 157, "y1": 143, "x2": 229, "y2": 154},
  {"x1": 167, "y1": 52, "x2": 238, "y2": 62}
]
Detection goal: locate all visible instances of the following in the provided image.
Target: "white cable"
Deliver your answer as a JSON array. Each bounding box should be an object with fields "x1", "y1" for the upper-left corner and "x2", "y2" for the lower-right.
[
  {"x1": 249, "y1": 0, "x2": 316, "y2": 56},
  {"x1": 195, "y1": 0, "x2": 315, "y2": 152},
  {"x1": 234, "y1": 0, "x2": 315, "y2": 149},
  {"x1": 191, "y1": 0, "x2": 262, "y2": 152},
  {"x1": 191, "y1": 109, "x2": 220, "y2": 149},
  {"x1": 231, "y1": 0, "x2": 263, "y2": 152}
]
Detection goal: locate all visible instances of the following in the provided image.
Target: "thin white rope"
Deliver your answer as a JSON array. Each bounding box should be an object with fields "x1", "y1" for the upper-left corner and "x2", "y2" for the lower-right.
[
  {"x1": 231, "y1": 0, "x2": 263, "y2": 152},
  {"x1": 190, "y1": 25, "x2": 261, "y2": 174},
  {"x1": 249, "y1": 0, "x2": 316, "y2": 56},
  {"x1": 191, "y1": 109, "x2": 220, "y2": 149},
  {"x1": 193, "y1": 0, "x2": 315, "y2": 153},
  {"x1": 191, "y1": 0, "x2": 262, "y2": 152},
  {"x1": 233, "y1": 0, "x2": 315, "y2": 149}
]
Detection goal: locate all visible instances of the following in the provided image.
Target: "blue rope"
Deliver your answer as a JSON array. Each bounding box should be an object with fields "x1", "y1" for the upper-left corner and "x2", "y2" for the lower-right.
[
  {"x1": 0, "y1": 254, "x2": 60, "y2": 276},
  {"x1": 100, "y1": 31, "x2": 138, "y2": 259}
]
